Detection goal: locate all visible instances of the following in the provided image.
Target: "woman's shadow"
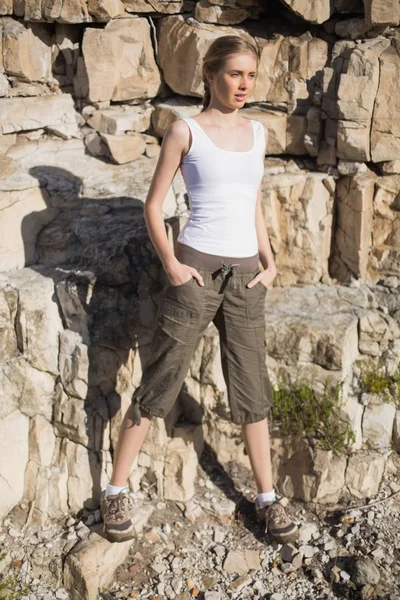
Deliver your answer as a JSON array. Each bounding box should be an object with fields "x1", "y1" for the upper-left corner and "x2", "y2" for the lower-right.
[
  {"x1": 25, "y1": 165, "x2": 164, "y2": 510},
  {"x1": 23, "y1": 166, "x2": 249, "y2": 524}
]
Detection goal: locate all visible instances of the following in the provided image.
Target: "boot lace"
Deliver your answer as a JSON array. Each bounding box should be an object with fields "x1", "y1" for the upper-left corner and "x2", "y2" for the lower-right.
[
  {"x1": 107, "y1": 490, "x2": 134, "y2": 523},
  {"x1": 266, "y1": 502, "x2": 289, "y2": 527}
]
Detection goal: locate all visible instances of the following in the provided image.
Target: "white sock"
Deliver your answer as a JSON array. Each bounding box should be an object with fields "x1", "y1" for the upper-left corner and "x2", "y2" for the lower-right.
[
  {"x1": 105, "y1": 483, "x2": 127, "y2": 498},
  {"x1": 257, "y1": 490, "x2": 276, "y2": 507}
]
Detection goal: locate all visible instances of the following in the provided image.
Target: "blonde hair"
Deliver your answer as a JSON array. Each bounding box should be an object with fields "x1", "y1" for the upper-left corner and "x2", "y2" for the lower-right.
[{"x1": 201, "y1": 35, "x2": 259, "y2": 112}]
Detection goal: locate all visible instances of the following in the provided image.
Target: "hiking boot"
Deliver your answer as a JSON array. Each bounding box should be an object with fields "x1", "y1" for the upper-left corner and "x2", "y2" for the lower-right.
[
  {"x1": 255, "y1": 497, "x2": 299, "y2": 544},
  {"x1": 100, "y1": 487, "x2": 136, "y2": 542}
]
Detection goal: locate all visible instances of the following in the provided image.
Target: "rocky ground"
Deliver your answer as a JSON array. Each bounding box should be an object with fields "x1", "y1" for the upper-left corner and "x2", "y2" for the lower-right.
[{"x1": 0, "y1": 448, "x2": 399, "y2": 600}]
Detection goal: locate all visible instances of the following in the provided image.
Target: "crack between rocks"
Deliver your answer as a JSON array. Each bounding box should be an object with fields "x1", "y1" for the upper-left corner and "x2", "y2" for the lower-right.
[{"x1": 369, "y1": 51, "x2": 382, "y2": 162}]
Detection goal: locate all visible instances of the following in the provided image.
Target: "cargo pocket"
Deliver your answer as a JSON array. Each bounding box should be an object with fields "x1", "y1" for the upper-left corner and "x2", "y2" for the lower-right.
[{"x1": 160, "y1": 278, "x2": 202, "y2": 343}]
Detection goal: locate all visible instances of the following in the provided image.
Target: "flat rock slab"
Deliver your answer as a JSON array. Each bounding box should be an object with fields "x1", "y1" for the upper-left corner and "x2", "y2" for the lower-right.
[
  {"x1": 223, "y1": 550, "x2": 261, "y2": 575},
  {"x1": 64, "y1": 504, "x2": 154, "y2": 600}
]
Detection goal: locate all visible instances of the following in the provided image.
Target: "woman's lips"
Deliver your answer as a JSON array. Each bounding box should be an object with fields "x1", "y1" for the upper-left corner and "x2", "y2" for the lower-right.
[{"x1": 235, "y1": 94, "x2": 246, "y2": 100}]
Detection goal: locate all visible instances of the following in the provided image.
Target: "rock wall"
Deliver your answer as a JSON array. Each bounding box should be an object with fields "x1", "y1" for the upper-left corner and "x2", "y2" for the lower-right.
[{"x1": 1, "y1": 0, "x2": 400, "y2": 524}]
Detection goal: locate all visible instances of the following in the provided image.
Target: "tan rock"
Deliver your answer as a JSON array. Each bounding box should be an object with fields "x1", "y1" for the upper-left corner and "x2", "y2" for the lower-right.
[
  {"x1": 64, "y1": 510, "x2": 153, "y2": 600},
  {"x1": 271, "y1": 436, "x2": 347, "y2": 504},
  {"x1": 24, "y1": 459, "x2": 69, "y2": 524},
  {"x1": 336, "y1": 40, "x2": 389, "y2": 162},
  {"x1": 87, "y1": 0, "x2": 125, "y2": 20},
  {"x1": 371, "y1": 46, "x2": 400, "y2": 162},
  {"x1": 54, "y1": 382, "x2": 111, "y2": 452},
  {"x1": 173, "y1": 423, "x2": 204, "y2": 459},
  {"x1": 82, "y1": 18, "x2": 161, "y2": 102},
  {"x1": 223, "y1": 550, "x2": 261, "y2": 575},
  {"x1": 380, "y1": 160, "x2": 400, "y2": 174},
  {"x1": 29, "y1": 415, "x2": 56, "y2": 468},
  {"x1": 0, "y1": 94, "x2": 80, "y2": 138},
  {"x1": 19, "y1": 361, "x2": 56, "y2": 421},
  {"x1": 7, "y1": 268, "x2": 63, "y2": 375},
  {"x1": 0, "y1": 284, "x2": 18, "y2": 362},
  {"x1": 151, "y1": 98, "x2": 202, "y2": 137},
  {"x1": 0, "y1": 358, "x2": 23, "y2": 420},
  {"x1": 203, "y1": 415, "x2": 250, "y2": 468},
  {"x1": 26, "y1": 0, "x2": 90, "y2": 22},
  {"x1": 362, "y1": 401, "x2": 396, "y2": 449},
  {"x1": 0, "y1": 155, "x2": 17, "y2": 178},
  {"x1": 0, "y1": 0, "x2": 13, "y2": 15},
  {"x1": 87, "y1": 104, "x2": 153, "y2": 135},
  {"x1": 0, "y1": 410, "x2": 29, "y2": 519},
  {"x1": 364, "y1": 0, "x2": 400, "y2": 25},
  {"x1": 261, "y1": 171, "x2": 334, "y2": 285},
  {"x1": 242, "y1": 107, "x2": 308, "y2": 155},
  {"x1": 145, "y1": 143, "x2": 160, "y2": 158},
  {"x1": 123, "y1": 0, "x2": 184, "y2": 13},
  {"x1": 195, "y1": 0, "x2": 259, "y2": 25},
  {"x1": 0, "y1": 73, "x2": 9, "y2": 96},
  {"x1": 100, "y1": 133, "x2": 146, "y2": 164},
  {"x1": 0, "y1": 186, "x2": 57, "y2": 271},
  {"x1": 367, "y1": 174, "x2": 400, "y2": 281},
  {"x1": 2, "y1": 19, "x2": 53, "y2": 82},
  {"x1": 281, "y1": 0, "x2": 332, "y2": 23},
  {"x1": 346, "y1": 451, "x2": 387, "y2": 498},
  {"x1": 164, "y1": 437, "x2": 198, "y2": 502},
  {"x1": 63, "y1": 438, "x2": 109, "y2": 511},
  {"x1": 359, "y1": 312, "x2": 399, "y2": 343},
  {"x1": 55, "y1": 276, "x2": 91, "y2": 338},
  {"x1": 59, "y1": 330, "x2": 89, "y2": 399},
  {"x1": 331, "y1": 172, "x2": 376, "y2": 281},
  {"x1": 0, "y1": 133, "x2": 16, "y2": 153}
]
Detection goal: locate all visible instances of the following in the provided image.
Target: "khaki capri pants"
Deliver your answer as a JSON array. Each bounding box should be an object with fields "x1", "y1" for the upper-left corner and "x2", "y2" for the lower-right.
[{"x1": 131, "y1": 242, "x2": 274, "y2": 425}]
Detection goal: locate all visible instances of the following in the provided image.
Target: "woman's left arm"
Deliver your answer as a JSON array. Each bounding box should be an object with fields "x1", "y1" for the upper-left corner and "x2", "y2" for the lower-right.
[{"x1": 248, "y1": 124, "x2": 277, "y2": 289}]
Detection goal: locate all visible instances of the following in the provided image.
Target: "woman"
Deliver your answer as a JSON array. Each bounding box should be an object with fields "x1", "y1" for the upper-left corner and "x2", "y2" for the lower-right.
[{"x1": 100, "y1": 35, "x2": 298, "y2": 545}]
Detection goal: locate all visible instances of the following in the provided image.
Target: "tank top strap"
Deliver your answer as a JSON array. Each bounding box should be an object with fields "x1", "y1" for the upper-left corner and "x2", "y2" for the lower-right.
[
  {"x1": 183, "y1": 117, "x2": 205, "y2": 141},
  {"x1": 181, "y1": 117, "x2": 203, "y2": 155}
]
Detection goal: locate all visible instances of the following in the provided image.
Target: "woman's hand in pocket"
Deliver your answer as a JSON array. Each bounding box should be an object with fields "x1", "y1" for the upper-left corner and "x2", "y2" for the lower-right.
[
  {"x1": 165, "y1": 259, "x2": 204, "y2": 287},
  {"x1": 247, "y1": 265, "x2": 277, "y2": 290}
]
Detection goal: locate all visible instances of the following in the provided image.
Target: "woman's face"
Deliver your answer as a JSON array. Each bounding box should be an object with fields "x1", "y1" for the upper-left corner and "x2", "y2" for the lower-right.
[{"x1": 209, "y1": 52, "x2": 258, "y2": 108}]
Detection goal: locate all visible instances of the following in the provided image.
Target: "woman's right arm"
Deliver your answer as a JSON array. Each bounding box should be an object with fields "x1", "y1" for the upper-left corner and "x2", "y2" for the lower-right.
[{"x1": 143, "y1": 119, "x2": 204, "y2": 287}]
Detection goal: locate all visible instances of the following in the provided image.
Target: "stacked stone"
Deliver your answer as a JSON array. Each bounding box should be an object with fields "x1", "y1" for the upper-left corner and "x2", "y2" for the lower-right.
[{"x1": 1, "y1": 0, "x2": 400, "y2": 533}]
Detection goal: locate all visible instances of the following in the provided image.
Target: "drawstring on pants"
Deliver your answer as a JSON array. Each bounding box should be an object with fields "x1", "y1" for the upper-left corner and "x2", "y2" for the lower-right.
[
  {"x1": 219, "y1": 262, "x2": 240, "y2": 292},
  {"x1": 221, "y1": 262, "x2": 240, "y2": 276}
]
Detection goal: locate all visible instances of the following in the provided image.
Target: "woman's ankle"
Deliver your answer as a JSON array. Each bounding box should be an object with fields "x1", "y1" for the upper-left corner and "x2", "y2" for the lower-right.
[{"x1": 105, "y1": 483, "x2": 128, "y2": 497}]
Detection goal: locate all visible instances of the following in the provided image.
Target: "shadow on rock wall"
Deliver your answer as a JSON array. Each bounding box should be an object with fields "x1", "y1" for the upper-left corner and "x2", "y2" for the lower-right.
[{"x1": 23, "y1": 166, "x2": 163, "y2": 508}]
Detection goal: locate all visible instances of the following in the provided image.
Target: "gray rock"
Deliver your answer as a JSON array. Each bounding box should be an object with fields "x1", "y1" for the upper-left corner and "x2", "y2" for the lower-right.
[
  {"x1": 361, "y1": 584, "x2": 378, "y2": 600},
  {"x1": 280, "y1": 543, "x2": 298, "y2": 562},
  {"x1": 229, "y1": 574, "x2": 252, "y2": 592},
  {"x1": 298, "y1": 522, "x2": 319, "y2": 544},
  {"x1": 351, "y1": 558, "x2": 380, "y2": 587},
  {"x1": 204, "y1": 593, "x2": 222, "y2": 600}
]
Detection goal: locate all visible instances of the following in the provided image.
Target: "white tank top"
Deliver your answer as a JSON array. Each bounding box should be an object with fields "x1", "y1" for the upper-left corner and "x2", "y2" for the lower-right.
[{"x1": 178, "y1": 117, "x2": 266, "y2": 257}]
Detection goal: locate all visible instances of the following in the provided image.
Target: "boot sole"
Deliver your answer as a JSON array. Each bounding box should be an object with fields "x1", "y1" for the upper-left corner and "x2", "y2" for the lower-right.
[
  {"x1": 269, "y1": 525, "x2": 299, "y2": 544},
  {"x1": 104, "y1": 527, "x2": 136, "y2": 543}
]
